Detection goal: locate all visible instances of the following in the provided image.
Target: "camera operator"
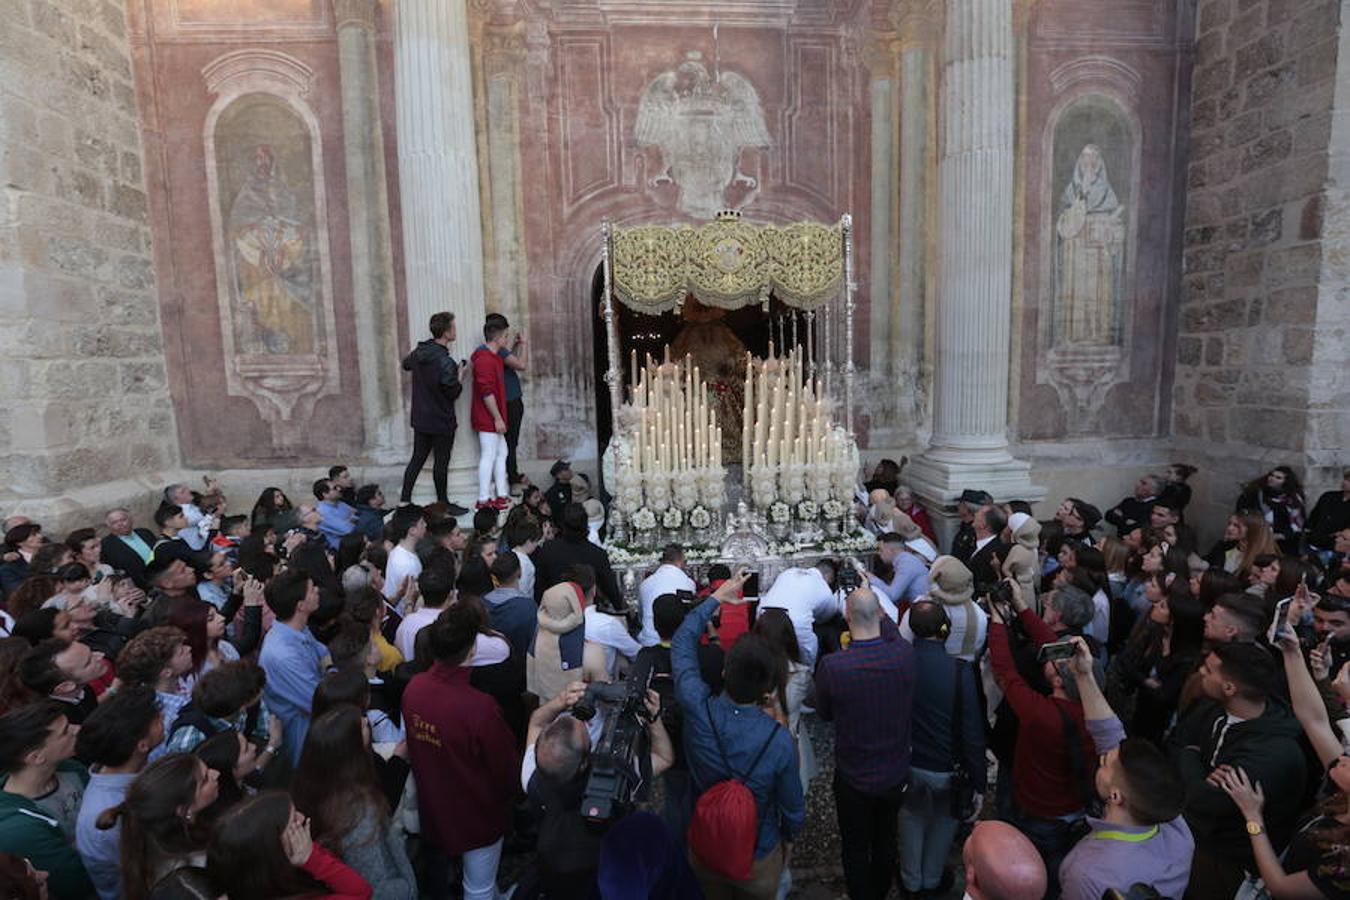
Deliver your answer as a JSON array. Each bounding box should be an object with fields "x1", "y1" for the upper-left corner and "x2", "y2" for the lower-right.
[{"x1": 519, "y1": 680, "x2": 674, "y2": 899}]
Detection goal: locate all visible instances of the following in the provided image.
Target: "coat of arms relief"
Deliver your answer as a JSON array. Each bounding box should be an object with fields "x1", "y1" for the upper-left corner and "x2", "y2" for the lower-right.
[{"x1": 635, "y1": 52, "x2": 771, "y2": 219}]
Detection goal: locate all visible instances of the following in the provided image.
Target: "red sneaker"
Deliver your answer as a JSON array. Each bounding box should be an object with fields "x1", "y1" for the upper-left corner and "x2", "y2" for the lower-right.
[
  {"x1": 491, "y1": 496, "x2": 511, "y2": 511},
  {"x1": 475, "y1": 500, "x2": 493, "y2": 510}
]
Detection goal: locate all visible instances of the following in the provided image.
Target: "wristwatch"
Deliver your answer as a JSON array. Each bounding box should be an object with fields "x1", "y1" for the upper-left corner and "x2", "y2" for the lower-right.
[{"x1": 1246, "y1": 820, "x2": 1264, "y2": 836}]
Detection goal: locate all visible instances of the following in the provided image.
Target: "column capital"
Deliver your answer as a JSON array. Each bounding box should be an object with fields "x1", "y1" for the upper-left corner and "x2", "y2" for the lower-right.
[{"x1": 332, "y1": 0, "x2": 378, "y2": 31}]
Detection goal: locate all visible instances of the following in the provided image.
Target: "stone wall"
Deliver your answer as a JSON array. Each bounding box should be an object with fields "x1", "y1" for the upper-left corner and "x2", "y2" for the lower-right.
[
  {"x1": 0, "y1": 0, "x2": 178, "y2": 518},
  {"x1": 1173, "y1": 0, "x2": 1346, "y2": 531}
]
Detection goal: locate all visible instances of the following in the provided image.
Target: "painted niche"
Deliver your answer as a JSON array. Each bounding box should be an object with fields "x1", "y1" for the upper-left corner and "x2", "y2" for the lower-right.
[
  {"x1": 1049, "y1": 96, "x2": 1134, "y2": 349},
  {"x1": 203, "y1": 50, "x2": 340, "y2": 442}
]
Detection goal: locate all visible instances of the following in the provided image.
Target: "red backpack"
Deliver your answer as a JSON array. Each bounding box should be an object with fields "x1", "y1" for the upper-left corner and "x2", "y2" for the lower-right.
[{"x1": 688, "y1": 699, "x2": 782, "y2": 881}]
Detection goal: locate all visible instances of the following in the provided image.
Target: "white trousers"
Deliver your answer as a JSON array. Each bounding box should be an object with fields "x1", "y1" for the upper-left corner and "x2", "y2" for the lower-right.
[
  {"x1": 462, "y1": 838, "x2": 503, "y2": 900},
  {"x1": 477, "y1": 431, "x2": 508, "y2": 501}
]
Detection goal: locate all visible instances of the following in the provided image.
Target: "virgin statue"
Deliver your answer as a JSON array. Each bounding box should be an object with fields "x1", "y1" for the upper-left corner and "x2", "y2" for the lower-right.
[
  {"x1": 1054, "y1": 143, "x2": 1125, "y2": 346},
  {"x1": 668, "y1": 297, "x2": 747, "y2": 460},
  {"x1": 228, "y1": 145, "x2": 316, "y2": 355}
]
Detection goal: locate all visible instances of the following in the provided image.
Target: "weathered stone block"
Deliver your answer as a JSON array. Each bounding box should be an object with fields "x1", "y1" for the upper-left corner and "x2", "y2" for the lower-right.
[
  {"x1": 1283, "y1": 327, "x2": 1314, "y2": 364},
  {"x1": 1248, "y1": 207, "x2": 1283, "y2": 246},
  {"x1": 1227, "y1": 6, "x2": 1266, "y2": 46},
  {"x1": 98, "y1": 286, "x2": 155, "y2": 325},
  {"x1": 69, "y1": 169, "x2": 104, "y2": 211},
  {"x1": 112, "y1": 254, "x2": 152, "y2": 290},
  {"x1": 119, "y1": 360, "x2": 165, "y2": 394},
  {"x1": 45, "y1": 235, "x2": 106, "y2": 278},
  {"x1": 1185, "y1": 245, "x2": 1227, "y2": 274},
  {"x1": 108, "y1": 183, "x2": 146, "y2": 222},
  {"x1": 30, "y1": 0, "x2": 75, "y2": 46},
  {"x1": 1224, "y1": 250, "x2": 1265, "y2": 288},
  {"x1": 1226, "y1": 109, "x2": 1264, "y2": 145},
  {"x1": 1206, "y1": 408, "x2": 1229, "y2": 442},
  {"x1": 119, "y1": 150, "x2": 140, "y2": 184},
  {"x1": 1247, "y1": 297, "x2": 1263, "y2": 325},
  {"x1": 1194, "y1": 379, "x2": 1236, "y2": 406},
  {"x1": 76, "y1": 24, "x2": 131, "y2": 81},
  {"x1": 1231, "y1": 406, "x2": 1306, "y2": 449},
  {"x1": 1186, "y1": 225, "x2": 1217, "y2": 247},
  {"x1": 74, "y1": 129, "x2": 118, "y2": 174},
  {"x1": 1235, "y1": 32, "x2": 1283, "y2": 81},
  {"x1": 1266, "y1": 243, "x2": 1322, "y2": 287},
  {"x1": 1300, "y1": 195, "x2": 1324, "y2": 240},
  {"x1": 1195, "y1": 59, "x2": 1234, "y2": 101},
  {"x1": 1178, "y1": 336, "x2": 1203, "y2": 366},
  {"x1": 1193, "y1": 98, "x2": 1219, "y2": 130},
  {"x1": 1289, "y1": 1, "x2": 1341, "y2": 52},
  {"x1": 1183, "y1": 298, "x2": 1248, "y2": 332},
  {"x1": 1265, "y1": 285, "x2": 1318, "y2": 324},
  {"x1": 1241, "y1": 131, "x2": 1292, "y2": 173},
  {"x1": 1298, "y1": 37, "x2": 1340, "y2": 86},
  {"x1": 1199, "y1": 0, "x2": 1232, "y2": 34},
  {"x1": 1244, "y1": 64, "x2": 1297, "y2": 110},
  {"x1": 1206, "y1": 337, "x2": 1225, "y2": 365}
]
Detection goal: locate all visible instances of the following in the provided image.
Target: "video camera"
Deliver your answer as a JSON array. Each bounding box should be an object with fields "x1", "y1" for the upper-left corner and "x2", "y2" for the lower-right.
[
  {"x1": 835, "y1": 557, "x2": 865, "y2": 594},
  {"x1": 975, "y1": 579, "x2": 1016, "y2": 612},
  {"x1": 572, "y1": 656, "x2": 655, "y2": 822}
]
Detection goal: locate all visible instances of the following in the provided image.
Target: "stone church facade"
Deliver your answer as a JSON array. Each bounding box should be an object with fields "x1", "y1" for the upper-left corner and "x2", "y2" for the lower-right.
[{"x1": 1, "y1": 0, "x2": 1345, "y2": 542}]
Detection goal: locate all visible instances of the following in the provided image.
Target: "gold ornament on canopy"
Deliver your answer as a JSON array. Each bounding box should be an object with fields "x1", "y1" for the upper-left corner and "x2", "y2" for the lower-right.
[{"x1": 609, "y1": 211, "x2": 845, "y2": 313}]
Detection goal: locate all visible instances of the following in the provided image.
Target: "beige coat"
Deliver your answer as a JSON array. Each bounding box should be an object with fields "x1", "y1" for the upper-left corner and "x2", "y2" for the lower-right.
[
  {"x1": 527, "y1": 581, "x2": 585, "y2": 702},
  {"x1": 1002, "y1": 516, "x2": 1042, "y2": 613}
]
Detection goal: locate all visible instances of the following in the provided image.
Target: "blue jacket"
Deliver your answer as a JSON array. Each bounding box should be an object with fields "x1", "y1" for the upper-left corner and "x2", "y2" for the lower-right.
[
  {"x1": 910, "y1": 640, "x2": 986, "y2": 789},
  {"x1": 483, "y1": 587, "x2": 537, "y2": 659},
  {"x1": 673, "y1": 599, "x2": 804, "y2": 858}
]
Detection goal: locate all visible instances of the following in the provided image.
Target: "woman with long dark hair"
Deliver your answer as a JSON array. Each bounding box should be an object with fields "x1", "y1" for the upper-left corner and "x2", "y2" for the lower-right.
[
  {"x1": 192, "y1": 729, "x2": 256, "y2": 825},
  {"x1": 751, "y1": 608, "x2": 816, "y2": 791},
  {"x1": 207, "y1": 791, "x2": 372, "y2": 899},
  {"x1": 97, "y1": 754, "x2": 218, "y2": 900},
  {"x1": 251, "y1": 488, "x2": 296, "y2": 532},
  {"x1": 1238, "y1": 465, "x2": 1308, "y2": 555},
  {"x1": 1111, "y1": 573, "x2": 1205, "y2": 744},
  {"x1": 167, "y1": 594, "x2": 260, "y2": 681},
  {"x1": 292, "y1": 707, "x2": 415, "y2": 900}
]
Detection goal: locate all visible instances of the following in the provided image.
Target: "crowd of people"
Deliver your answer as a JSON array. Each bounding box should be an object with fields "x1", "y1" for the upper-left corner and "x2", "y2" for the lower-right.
[{"x1": 0, "y1": 314, "x2": 1346, "y2": 900}]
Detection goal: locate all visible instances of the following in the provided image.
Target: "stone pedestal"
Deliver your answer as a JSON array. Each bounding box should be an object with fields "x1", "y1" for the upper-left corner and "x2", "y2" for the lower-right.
[
  {"x1": 334, "y1": 0, "x2": 405, "y2": 461},
  {"x1": 392, "y1": 0, "x2": 487, "y2": 504},
  {"x1": 907, "y1": 0, "x2": 1042, "y2": 529}
]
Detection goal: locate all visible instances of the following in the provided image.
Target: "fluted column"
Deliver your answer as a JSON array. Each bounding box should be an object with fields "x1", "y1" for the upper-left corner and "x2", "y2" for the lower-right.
[
  {"x1": 393, "y1": 0, "x2": 486, "y2": 502},
  {"x1": 334, "y1": 0, "x2": 404, "y2": 459},
  {"x1": 908, "y1": 0, "x2": 1041, "y2": 531}
]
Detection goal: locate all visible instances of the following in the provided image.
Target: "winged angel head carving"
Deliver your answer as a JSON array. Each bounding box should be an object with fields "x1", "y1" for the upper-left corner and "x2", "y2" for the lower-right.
[{"x1": 635, "y1": 52, "x2": 771, "y2": 219}]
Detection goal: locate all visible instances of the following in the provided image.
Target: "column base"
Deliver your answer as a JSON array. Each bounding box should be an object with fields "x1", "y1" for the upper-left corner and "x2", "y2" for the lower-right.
[{"x1": 905, "y1": 448, "x2": 1046, "y2": 553}]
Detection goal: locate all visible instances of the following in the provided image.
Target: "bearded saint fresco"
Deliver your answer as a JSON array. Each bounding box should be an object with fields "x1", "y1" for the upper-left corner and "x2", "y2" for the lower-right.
[
  {"x1": 227, "y1": 144, "x2": 317, "y2": 355},
  {"x1": 1054, "y1": 143, "x2": 1126, "y2": 346}
]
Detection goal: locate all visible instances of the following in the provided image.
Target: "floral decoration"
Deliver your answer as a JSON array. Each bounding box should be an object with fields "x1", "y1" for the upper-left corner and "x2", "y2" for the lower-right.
[
  {"x1": 795, "y1": 499, "x2": 820, "y2": 521},
  {"x1": 769, "y1": 501, "x2": 791, "y2": 524},
  {"x1": 631, "y1": 508, "x2": 657, "y2": 532},
  {"x1": 661, "y1": 506, "x2": 684, "y2": 529},
  {"x1": 689, "y1": 506, "x2": 713, "y2": 529}
]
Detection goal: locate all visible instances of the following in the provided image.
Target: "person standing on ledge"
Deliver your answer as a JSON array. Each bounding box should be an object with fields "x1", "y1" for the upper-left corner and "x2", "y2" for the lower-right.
[
  {"x1": 471, "y1": 318, "x2": 511, "y2": 512},
  {"x1": 400, "y1": 311, "x2": 470, "y2": 516},
  {"x1": 485, "y1": 313, "x2": 529, "y2": 491}
]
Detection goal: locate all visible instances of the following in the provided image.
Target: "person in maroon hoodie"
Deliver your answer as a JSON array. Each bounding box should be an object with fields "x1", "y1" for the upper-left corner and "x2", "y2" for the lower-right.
[
  {"x1": 986, "y1": 578, "x2": 1095, "y2": 898},
  {"x1": 402, "y1": 604, "x2": 519, "y2": 900}
]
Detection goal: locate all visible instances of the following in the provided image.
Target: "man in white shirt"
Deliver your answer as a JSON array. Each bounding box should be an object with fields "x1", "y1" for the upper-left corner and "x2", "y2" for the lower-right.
[
  {"x1": 898, "y1": 555, "x2": 988, "y2": 661},
  {"x1": 637, "y1": 544, "x2": 696, "y2": 647},
  {"x1": 757, "y1": 562, "x2": 842, "y2": 666},
  {"x1": 395, "y1": 561, "x2": 511, "y2": 667},
  {"x1": 383, "y1": 509, "x2": 427, "y2": 608},
  {"x1": 584, "y1": 600, "x2": 643, "y2": 682},
  {"x1": 504, "y1": 517, "x2": 542, "y2": 600}
]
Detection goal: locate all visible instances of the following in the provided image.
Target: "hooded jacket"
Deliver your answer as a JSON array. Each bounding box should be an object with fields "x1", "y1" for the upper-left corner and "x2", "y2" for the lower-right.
[
  {"x1": 1168, "y1": 696, "x2": 1307, "y2": 866},
  {"x1": 528, "y1": 582, "x2": 586, "y2": 702},
  {"x1": 0, "y1": 760, "x2": 94, "y2": 900},
  {"x1": 402, "y1": 339, "x2": 463, "y2": 435}
]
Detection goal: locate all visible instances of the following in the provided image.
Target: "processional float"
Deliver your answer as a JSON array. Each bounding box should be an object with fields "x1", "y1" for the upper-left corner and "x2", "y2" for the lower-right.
[{"x1": 597, "y1": 211, "x2": 871, "y2": 578}]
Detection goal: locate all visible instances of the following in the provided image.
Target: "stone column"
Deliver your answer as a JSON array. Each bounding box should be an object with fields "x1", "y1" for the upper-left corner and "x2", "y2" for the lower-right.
[
  {"x1": 334, "y1": 0, "x2": 404, "y2": 460},
  {"x1": 907, "y1": 0, "x2": 1041, "y2": 540},
  {"x1": 392, "y1": 0, "x2": 487, "y2": 503}
]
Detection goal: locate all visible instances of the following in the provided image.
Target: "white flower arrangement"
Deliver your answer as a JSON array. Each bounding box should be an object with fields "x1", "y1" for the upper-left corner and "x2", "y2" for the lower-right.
[
  {"x1": 660, "y1": 506, "x2": 684, "y2": 529},
  {"x1": 795, "y1": 499, "x2": 820, "y2": 521},
  {"x1": 769, "y1": 501, "x2": 791, "y2": 524},
  {"x1": 821, "y1": 498, "x2": 846, "y2": 519},
  {"x1": 689, "y1": 506, "x2": 712, "y2": 529},
  {"x1": 631, "y1": 508, "x2": 657, "y2": 532}
]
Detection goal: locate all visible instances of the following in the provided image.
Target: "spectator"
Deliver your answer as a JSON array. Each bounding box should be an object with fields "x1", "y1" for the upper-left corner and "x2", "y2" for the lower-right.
[
  {"x1": 673, "y1": 574, "x2": 803, "y2": 900},
  {"x1": 1001, "y1": 512, "x2": 1041, "y2": 613},
  {"x1": 292, "y1": 706, "x2": 416, "y2": 900},
  {"x1": 471, "y1": 318, "x2": 511, "y2": 511},
  {"x1": 962, "y1": 820, "x2": 1047, "y2": 900},
  {"x1": 400, "y1": 311, "x2": 469, "y2": 514},
  {"x1": 329, "y1": 464, "x2": 357, "y2": 506},
  {"x1": 1202, "y1": 593, "x2": 1267, "y2": 645},
  {"x1": 0, "y1": 703, "x2": 92, "y2": 900},
  {"x1": 757, "y1": 561, "x2": 841, "y2": 667},
  {"x1": 100, "y1": 509, "x2": 157, "y2": 589},
  {"x1": 313, "y1": 479, "x2": 357, "y2": 550},
  {"x1": 889, "y1": 511, "x2": 938, "y2": 564},
  {"x1": 1312, "y1": 590, "x2": 1350, "y2": 680},
  {"x1": 1059, "y1": 638, "x2": 1194, "y2": 900},
  {"x1": 207, "y1": 790, "x2": 373, "y2": 899},
  {"x1": 533, "y1": 504, "x2": 622, "y2": 608},
  {"x1": 899, "y1": 556, "x2": 987, "y2": 662},
  {"x1": 353, "y1": 484, "x2": 390, "y2": 543},
  {"x1": 382, "y1": 507, "x2": 426, "y2": 608},
  {"x1": 259, "y1": 570, "x2": 329, "y2": 766},
  {"x1": 74, "y1": 687, "x2": 164, "y2": 900},
  {"x1": 402, "y1": 605, "x2": 518, "y2": 900},
  {"x1": 0, "y1": 852, "x2": 50, "y2": 899},
  {"x1": 543, "y1": 460, "x2": 574, "y2": 523},
  {"x1": 485, "y1": 313, "x2": 529, "y2": 489},
  {"x1": 968, "y1": 505, "x2": 1010, "y2": 590},
  {"x1": 483, "y1": 552, "x2": 537, "y2": 659},
  {"x1": 583, "y1": 589, "x2": 642, "y2": 684},
  {"x1": 1159, "y1": 463, "x2": 1197, "y2": 518},
  {"x1": 520, "y1": 679, "x2": 673, "y2": 896},
  {"x1": 502, "y1": 515, "x2": 542, "y2": 599},
  {"x1": 868, "y1": 531, "x2": 930, "y2": 617},
  {"x1": 950, "y1": 490, "x2": 990, "y2": 563},
  {"x1": 638, "y1": 545, "x2": 696, "y2": 647},
  {"x1": 115, "y1": 627, "x2": 195, "y2": 756},
  {"x1": 814, "y1": 586, "x2": 915, "y2": 900},
  {"x1": 167, "y1": 589, "x2": 261, "y2": 681},
  {"x1": 1237, "y1": 465, "x2": 1307, "y2": 555},
  {"x1": 394, "y1": 562, "x2": 455, "y2": 661},
  {"x1": 1057, "y1": 498, "x2": 1101, "y2": 548},
  {"x1": 1, "y1": 523, "x2": 44, "y2": 601},
  {"x1": 529, "y1": 570, "x2": 589, "y2": 703},
  {"x1": 1307, "y1": 468, "x2": 1350, "y2": 553},
  {"x1": 635, "y1": 593, "x2": 725, "y2": 848},
  {"x1": 250, "y1": 487, "x2": 296, "y2": 532},
  {"x1": 986, "y1": 581, "x2": 1094, "y2": 895},
  {"x1": 893, "y1": 485, "x2": 938, "y2": 545},
  {"x1": 898, "y1": 601, "x2": 985, "y2": 897},
  {"x1": 1168, "y1": 642, "x2": 1307, "y2": 899},
  {"x1": 595, "y1": 811, "x2": 702, "y2": 900},
  {"x1": 1106, "y1": 474, "x2": 1165, "y2": 537},
  {"x1": 18, "y1": 638, "x2": 105, "y2": 725},
  {"x1": 192, "y1": 730, "x2": 256, "y2": 827},
  {"x1": 1107, "y1": 573, "x2": 1205, "y2": 744},
  {"x1": 163, "y1": 660, "x2": 279, "y2": 766}
]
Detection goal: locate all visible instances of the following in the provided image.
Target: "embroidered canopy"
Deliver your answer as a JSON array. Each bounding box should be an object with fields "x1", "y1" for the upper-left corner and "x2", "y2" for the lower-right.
[{"x1": 607, "y1": 213, "x2": 845, "y2": 313}]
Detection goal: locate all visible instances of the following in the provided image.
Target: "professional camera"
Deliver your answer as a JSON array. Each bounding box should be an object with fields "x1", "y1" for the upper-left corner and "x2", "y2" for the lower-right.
[
  {"x1": 975, "y1": 579, "x2": 1016, "y2": 611},
  {"x1": 571, "y1": 657, "x2": 655, "y2": 822},
  {"x1": 836, "y1": 557, "x2": 865, "y2": 594}
]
